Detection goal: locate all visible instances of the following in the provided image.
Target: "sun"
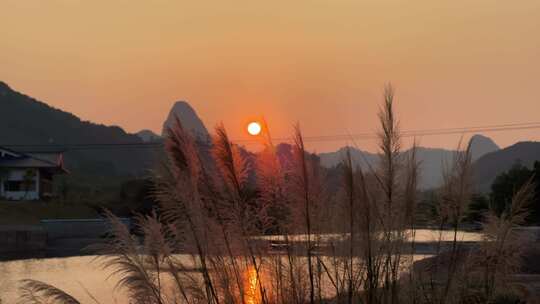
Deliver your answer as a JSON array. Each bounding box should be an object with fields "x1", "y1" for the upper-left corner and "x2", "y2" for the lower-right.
[{"x1": 247, "y1": 121, "x2": 262, "y2": 136}]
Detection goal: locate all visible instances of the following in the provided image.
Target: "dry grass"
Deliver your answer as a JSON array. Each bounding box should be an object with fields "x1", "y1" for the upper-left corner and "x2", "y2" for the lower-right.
[{"x1": 19, "y1": 86, "x2": 536, "y2": 304}]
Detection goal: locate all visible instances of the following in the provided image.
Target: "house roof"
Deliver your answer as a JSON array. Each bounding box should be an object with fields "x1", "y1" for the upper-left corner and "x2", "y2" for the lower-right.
[
  {"x1": 0, "y1": 146, "x2": 22, "y2": 158},
  {"x1": 0, "y1": 146, "x2": 67, "y2": 173}
]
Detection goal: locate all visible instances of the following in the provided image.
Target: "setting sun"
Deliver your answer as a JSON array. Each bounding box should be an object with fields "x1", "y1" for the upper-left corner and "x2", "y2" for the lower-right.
[{"x1": 247, "y1": 121, "x2": 262, "y2": 136}]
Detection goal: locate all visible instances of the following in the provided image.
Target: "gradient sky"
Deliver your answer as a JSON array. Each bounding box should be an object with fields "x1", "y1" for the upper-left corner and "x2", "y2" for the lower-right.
[{"x1": 2, "y1": 0, "x2": 540, "y2": 152}]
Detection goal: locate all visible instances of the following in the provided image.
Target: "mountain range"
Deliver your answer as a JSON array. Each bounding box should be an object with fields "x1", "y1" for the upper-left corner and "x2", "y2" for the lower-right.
[
  {"x1": 1, "y1": 81, "x2": 539, "y2": 192},
  {"x1": 473, "y1": 141, "x2": 540, "y2": 192},
  {"x1": 319, "y1": 134, "x2": 500, "y2": 189}
]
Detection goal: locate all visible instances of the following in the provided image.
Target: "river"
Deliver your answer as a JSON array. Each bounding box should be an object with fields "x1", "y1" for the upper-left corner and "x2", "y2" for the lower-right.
[{"x1": 0, "y1": 229, "x2": 483, "y2": 303}]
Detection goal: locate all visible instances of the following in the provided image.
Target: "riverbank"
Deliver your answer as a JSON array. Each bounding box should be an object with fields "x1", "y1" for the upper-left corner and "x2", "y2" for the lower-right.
[
  {"x1": 0, "y1": 218, "x2": 131, "y2": 261},
  {"x1": 0, "y1": 255, "x2": 129, "y2": 303}
]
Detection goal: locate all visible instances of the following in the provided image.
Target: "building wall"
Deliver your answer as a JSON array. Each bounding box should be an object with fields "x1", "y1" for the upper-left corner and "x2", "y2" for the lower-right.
[{"x1": 0, "y1": 168, "x2": 40, "y2": 200}]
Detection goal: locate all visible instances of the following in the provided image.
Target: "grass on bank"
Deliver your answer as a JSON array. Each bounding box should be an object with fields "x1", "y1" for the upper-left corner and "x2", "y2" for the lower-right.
[{"x1": 0, "y1": 200, "x2": 99, "y2": 225}]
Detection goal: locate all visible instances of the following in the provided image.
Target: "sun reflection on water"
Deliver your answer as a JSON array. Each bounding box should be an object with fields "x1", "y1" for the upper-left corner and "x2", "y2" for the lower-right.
[{"x1": 244, "y1": 267, "x2": 260, "y2": 304}]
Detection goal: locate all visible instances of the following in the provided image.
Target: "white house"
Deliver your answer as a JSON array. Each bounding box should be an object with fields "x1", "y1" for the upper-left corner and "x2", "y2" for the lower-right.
[{"x1": 0, "y1": 147, "x2": 67, "y2": 200}]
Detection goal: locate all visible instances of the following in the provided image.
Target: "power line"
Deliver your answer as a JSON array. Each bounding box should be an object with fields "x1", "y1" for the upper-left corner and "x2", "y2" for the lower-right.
[
  {"x1": 236, "y1": 122, "x2": 540, "y2": 143},
  {"x1": 2, "y1": 121, "x2": 540, "y2": 150},
  {"x1": 0, "y1": 143, "x2": 164, "y2": 151}
]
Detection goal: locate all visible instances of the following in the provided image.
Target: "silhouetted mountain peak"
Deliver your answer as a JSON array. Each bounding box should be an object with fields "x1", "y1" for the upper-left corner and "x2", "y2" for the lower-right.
[
  {"x1": 172, "y1": 101, "x2": 196, "y2": 114},
  {"x1": 470, "y1": 134, "x2": 499, "y2": 161},
  {"x1": 162, "y1": 100, "x2": 209, "y2": 141},
  {"x1": 0, "y1": 81, "x2": 12, "y2": 93}
]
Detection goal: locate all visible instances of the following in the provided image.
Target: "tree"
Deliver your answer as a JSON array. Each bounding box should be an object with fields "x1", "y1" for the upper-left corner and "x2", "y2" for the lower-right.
[
  {"x1": 465, "y1": 194, "x2": 490, "y2": 224},
  {"x1": 490, "y1": 161, "x2": 540, "y2": 224}
]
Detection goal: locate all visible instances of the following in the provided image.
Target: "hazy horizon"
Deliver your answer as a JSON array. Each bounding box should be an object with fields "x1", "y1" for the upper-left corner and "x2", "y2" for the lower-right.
[{"x1": 2, "y1": 0, "x2": 540, "y2": 152}]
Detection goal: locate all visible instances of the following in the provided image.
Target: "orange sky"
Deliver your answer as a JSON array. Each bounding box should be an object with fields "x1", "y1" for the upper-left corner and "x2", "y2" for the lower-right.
[{"x1": 1, "y1": 0, "x2": 540, "y2": 152}]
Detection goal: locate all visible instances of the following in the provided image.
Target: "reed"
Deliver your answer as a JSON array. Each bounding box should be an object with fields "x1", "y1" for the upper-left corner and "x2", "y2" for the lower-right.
[{"x1": 19, "y1": 86, "x2": 535, "y2": 304}]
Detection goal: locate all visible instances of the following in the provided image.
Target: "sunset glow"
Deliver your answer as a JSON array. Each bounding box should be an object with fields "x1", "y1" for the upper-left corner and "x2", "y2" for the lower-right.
[{"x1": 2, "y1": 1, "x2": 540, "y2": 152}]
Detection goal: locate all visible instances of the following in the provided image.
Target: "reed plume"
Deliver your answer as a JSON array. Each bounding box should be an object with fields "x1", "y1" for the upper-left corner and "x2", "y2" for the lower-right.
[
  {"x1": 18, "y1": 280, "x2": 82, "y2": 304},
  {"x1": 478, "y1": 176, "x2": 536, "y2": 300}
]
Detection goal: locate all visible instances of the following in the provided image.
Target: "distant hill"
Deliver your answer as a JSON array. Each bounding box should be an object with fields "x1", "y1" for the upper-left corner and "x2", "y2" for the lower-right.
[
  {"x1": 319, "y1": 146, "x2": 378, "y2": 169},
  {"x1": 413, "y1": 147, "x2": 454, "y2": 189},
  {"x1": 0, "y1": 81, "x2": 155, "y2": 176},
  {"x1": 472, "y1": 141, "x2": 540, "y2": 192},
  {"x1": 136, "y1": 129, "x2": 161, "y2": 142},
  {"x1": 319, "y1": 146, "x2": 453, "y2": 189},
  {"x1": 319, "y1": 134, "x2": 499, "y2": 189},
  {"x1": 3, "y1": 80, "x2": 519, "y2": 192},
  {"x1": 162, "y1": 101, "x2": 210, "y2": 142}
]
